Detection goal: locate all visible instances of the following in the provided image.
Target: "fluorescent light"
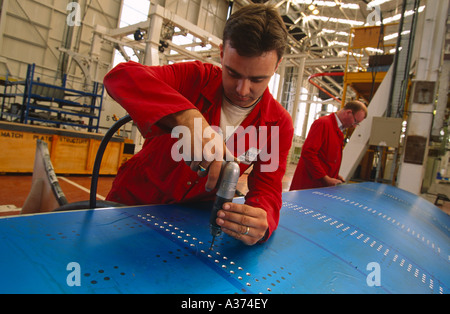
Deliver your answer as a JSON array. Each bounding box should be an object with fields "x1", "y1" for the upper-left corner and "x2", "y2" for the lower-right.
[
  {"x1": 384, "y1": 30, "x2": 411, "y2": 41},
  {"x1": 321, "y1": 29, "x2": 337, "y2": 34},
  {"x1": 364, "y1": 5, "x2": 425, "y2": 26},
  {"x1": 313, "y1": 1, "x2": 336, "y2": 7},
  {"x1": 308, "y1": 15, "x2": 365, "y2": 26},
  {"x1": 367, "y1": 0, "x2": 392, "y2": 9},
  {"x1": 383, "y1": 6, "x2": 425, "y2": 23},
  {"x1": 292, "y1": 0, "x2": 314, "y2": 5},
  {"x1": 292, "y1": 0, "x2": 359, "y2": 9},
  {"x1": 336, "y1": 31, "x2": 351, "y2": 37},
  {"x1": 366, "y1": 47, "x2": 385, "y2": 54},
  {"x1": 329, "y1": 41, "x2": 349, "y2": 46},
  {"x1": 338, "y1": 51, "x2": 365, "y2": 58},
  {"x1": 340, "y1": 3, "x2": 360, "y2": 10}
]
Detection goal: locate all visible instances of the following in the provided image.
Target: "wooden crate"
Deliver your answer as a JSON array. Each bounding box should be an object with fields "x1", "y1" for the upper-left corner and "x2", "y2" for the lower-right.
[{"x1": 0, "y1": 122, "x2": 133, "y2": 175}]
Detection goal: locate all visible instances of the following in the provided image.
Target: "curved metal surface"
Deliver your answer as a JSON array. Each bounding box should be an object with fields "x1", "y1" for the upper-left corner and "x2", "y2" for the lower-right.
[{"x1": 0, "y1": 182, "x2": 448, "y2": 294}]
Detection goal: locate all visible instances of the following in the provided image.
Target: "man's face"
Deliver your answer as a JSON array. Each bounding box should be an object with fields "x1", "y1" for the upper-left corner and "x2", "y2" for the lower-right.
[
  {"x1": 342, "y1": 109, "x2": 366, "y2": 129},
  {"x1": 220, "y1": 42, "x2": 281, "y2": 108}
]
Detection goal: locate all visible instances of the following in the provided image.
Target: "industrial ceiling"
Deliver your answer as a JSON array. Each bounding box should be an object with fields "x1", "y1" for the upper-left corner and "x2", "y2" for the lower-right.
[
  {"x1": 235, "y1": 1, "x2": 422, "y2": 70},
  {"x1": 0, "y1": 0, "x2": 429, "y2": 126}
]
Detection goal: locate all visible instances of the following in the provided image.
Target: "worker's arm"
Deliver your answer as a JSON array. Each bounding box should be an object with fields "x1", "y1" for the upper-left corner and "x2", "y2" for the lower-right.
[
  {"x1": 158, "y1": 108, "x2": 234, "y2": 191},
  {"x1": 104, "y1": 61, "x2": 231, "y2": 190},
  {"x1": 103, "y1": 61, "x2": 213, "y2": 139}
]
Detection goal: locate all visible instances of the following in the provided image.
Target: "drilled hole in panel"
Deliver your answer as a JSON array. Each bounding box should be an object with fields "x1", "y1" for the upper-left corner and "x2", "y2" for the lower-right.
[
  {"x1": 248, "y1": 266, "x2": 292, "y2": 293},
  {"x1": 86, "y1": 266, "x2": 127, "y2": 285},
  {"x1": 45, "y1": 231, "x2": 80, "y2": 240}
]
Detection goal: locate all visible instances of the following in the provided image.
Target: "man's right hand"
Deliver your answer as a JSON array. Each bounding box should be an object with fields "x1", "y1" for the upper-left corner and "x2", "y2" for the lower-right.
[{"x1": 158, "y1": 109, "x2": 235, "y2": 191}]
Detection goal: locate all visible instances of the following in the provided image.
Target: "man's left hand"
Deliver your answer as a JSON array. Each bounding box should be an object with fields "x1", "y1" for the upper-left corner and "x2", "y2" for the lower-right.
[{"x1": 216, "y1": 203, "x2": 268, "y2": 246}]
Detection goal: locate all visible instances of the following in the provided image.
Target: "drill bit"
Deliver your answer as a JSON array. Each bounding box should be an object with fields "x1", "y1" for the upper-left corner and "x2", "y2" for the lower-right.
[{"x1": 209, "y1": 235, "x2": 216, "y2": 251}]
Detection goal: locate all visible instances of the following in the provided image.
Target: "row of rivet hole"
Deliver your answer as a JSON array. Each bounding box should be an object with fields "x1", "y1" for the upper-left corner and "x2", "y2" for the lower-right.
[{"x1": 138, "y1": 213, "x2": 287, "y2": 292}]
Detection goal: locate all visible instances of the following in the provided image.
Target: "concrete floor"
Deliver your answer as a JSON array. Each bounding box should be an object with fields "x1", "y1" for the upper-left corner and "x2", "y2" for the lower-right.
[{"x1": 0, "y1": 174, "x2": 116, "y2": 216}]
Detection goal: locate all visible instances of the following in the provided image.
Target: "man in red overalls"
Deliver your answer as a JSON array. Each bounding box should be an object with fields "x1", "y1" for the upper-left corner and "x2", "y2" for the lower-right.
[
  {"x1": 290, "y1": 101, "x2": 367, "y2": 191},
  {"x1": 103, "y1": 4, "x2": 294, "y2": 245}
]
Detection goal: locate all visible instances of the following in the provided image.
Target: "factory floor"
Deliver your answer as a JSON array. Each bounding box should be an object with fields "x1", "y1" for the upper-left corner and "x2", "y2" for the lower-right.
[{"x1": 1, "y1": 163, "x2": 449, "y2": 217}]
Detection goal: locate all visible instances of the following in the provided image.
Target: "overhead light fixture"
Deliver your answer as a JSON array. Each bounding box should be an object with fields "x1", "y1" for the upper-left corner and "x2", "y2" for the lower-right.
[
  {"x1": 384, "y1": 30, "x2": 411, "y2": 41},
  {"x1": 367, "y1": 0, "x2": 392, "y2": 9},
  {"x1": 382, "y1": 6, "x2": 425, "y2": 24},
  {"x1": 365, "y1": 5, "x2": 425, "y2": 26},
  {"x1": 366, "y1": 47, "x2": 384, "y2": 54},
  {"x1": 308, "y1": 15, "x2": 365, "y2": 26},
  {"x1": 339, "y1": 51, "x2": 365, "y2": 58},
  {"x1": 293, "y1": 0, "x2": 313, "y2": 5},
  {"x1": 340, "y1": 3, "x2": 360, "y2": 10},
  {"x1": 308, "y1": 3, "x2": 320, "y2": 15},
  {"x1": 329, "y1": 41, "x2": 348, "y2": 46},
  {"x1": 320, "y1": 29, "x2": 352, "y2": 37},
  {"x1": 321, "y1": 29, "x2": 336, "y2": 34},
  {"x1": 292, "y1": 0, "x2": 360, "y2": 9},
  {"x1": 337, "y1": 31, "x2": 351, "y2": 37},
  {"x1": 134, "y1": 29, "x2": 145, "y2": 41}
]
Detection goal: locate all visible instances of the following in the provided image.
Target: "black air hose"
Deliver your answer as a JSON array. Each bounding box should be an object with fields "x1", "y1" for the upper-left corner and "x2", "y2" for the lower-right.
[{"x1": 89, "y1": 115, "x2": 132, "y2": 209}]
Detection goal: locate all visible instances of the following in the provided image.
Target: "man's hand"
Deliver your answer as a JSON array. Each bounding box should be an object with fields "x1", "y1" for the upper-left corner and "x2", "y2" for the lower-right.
[
  {"x1": 322, "y1": 175, "x2": 344, "y2": 187},
  {"x1": 216, "y1": 203, "x2": 268, "y2": 246},
  {"x1": 158, "y1": 109, "x2": 234, "y2": 191},
  {"x1": 337, "y1": 175, "x2": 346, "y2": 184}
]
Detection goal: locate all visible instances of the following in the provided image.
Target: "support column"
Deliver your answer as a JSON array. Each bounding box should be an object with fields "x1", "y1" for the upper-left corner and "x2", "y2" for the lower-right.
[
  {"x1": 431, "y1": 59, "x2": 450, "y2": 138},
  {"x1": 291, "y1": 57, "x2": 306, "y2": 137},
  {"x1": 143, "y1": 4, "x2": 164, "y2": 66},
  {"x1": 132, "y1": 4, "x2": 164, "y2": 153},
  {"x1": 301, "y1": 84, "x2": 314, "y2": 139},
  {"x1": 397, "y1": 0, "x2": 450, "y2": 194}
]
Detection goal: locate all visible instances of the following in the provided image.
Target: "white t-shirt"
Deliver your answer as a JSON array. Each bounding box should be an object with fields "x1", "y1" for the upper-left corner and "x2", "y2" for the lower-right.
[{"x1": 220, "y1": 97, "x2": 258, "y2": 141}]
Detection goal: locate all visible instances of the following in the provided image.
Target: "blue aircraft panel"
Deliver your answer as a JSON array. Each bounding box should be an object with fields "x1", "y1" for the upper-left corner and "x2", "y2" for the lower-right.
[{"x1": 0, "y1": 182, "x2": 448, "y2": 294}]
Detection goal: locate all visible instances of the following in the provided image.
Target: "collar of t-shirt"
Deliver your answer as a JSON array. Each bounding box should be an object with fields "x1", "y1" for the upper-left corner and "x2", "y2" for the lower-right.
[{"x1": 220, "y1": 97, "x2": 257, "y2": 141}]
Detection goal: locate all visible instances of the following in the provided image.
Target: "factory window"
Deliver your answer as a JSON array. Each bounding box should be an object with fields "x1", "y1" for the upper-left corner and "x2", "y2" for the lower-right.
[
  {"x1": 294, "y1": 89, "x2": 338, "y2": 137},
  {"x1": 113, "y1": 0, "x2": 150, "y2": 66}
]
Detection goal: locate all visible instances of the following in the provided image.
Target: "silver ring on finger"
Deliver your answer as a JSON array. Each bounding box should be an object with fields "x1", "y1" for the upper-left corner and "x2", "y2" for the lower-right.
[{"x1": 243, "y1": 226, "x2": 250, "y2": 235}]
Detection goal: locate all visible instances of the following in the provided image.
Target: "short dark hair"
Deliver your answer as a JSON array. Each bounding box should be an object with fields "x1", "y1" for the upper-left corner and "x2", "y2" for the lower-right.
[{"x1": 223, "y1": 4, "x2": 288, "y2": 61}]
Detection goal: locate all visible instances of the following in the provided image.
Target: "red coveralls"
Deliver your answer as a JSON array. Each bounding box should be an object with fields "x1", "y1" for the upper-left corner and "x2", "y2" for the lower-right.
[
  {"x1": 289, "y1": 113, "x2": 344, "y2": 190},
  {"x1": 103, "y1": 61, "x2": 294, "y2": 240}
]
